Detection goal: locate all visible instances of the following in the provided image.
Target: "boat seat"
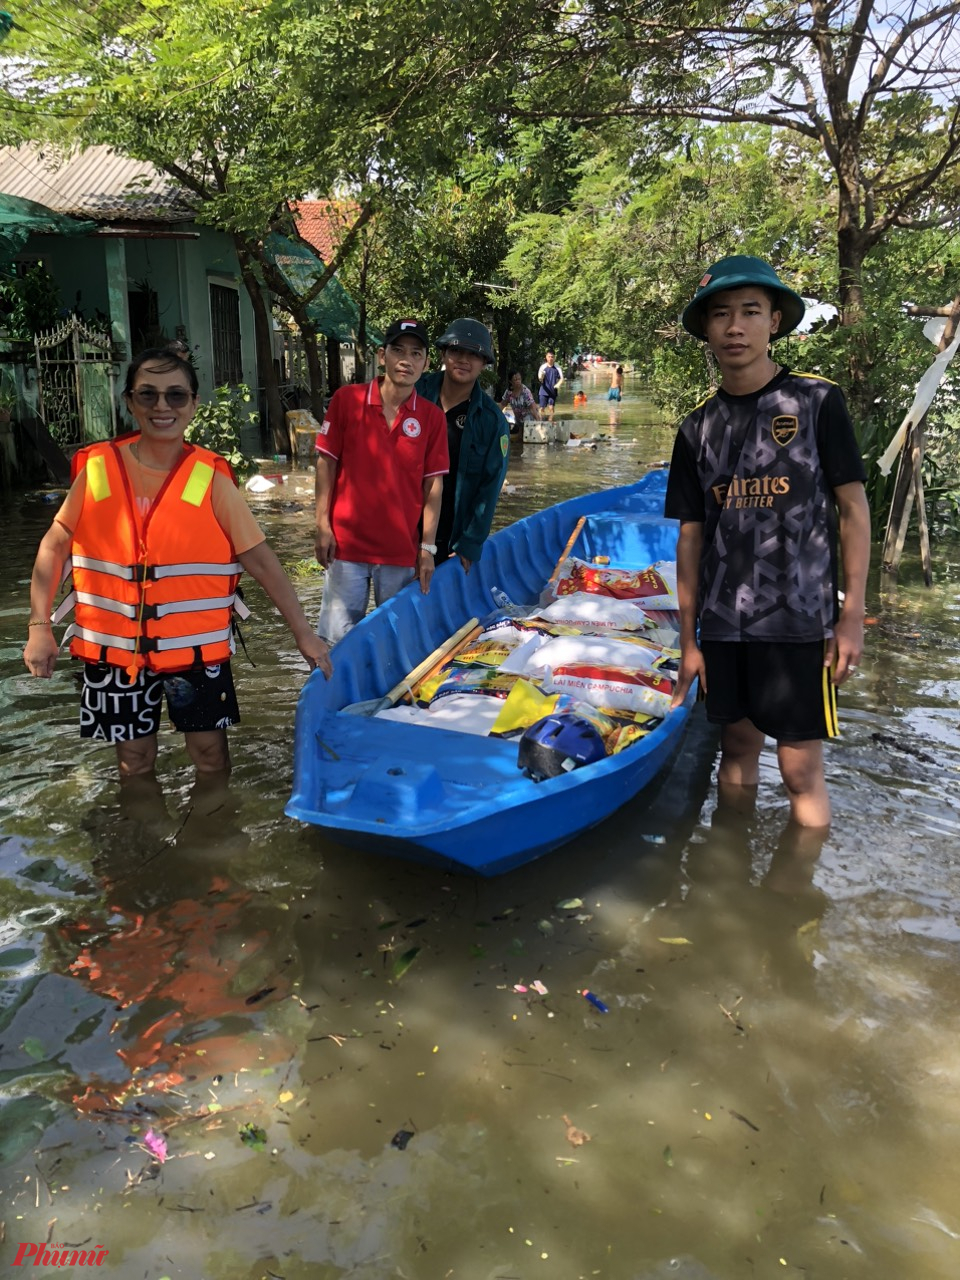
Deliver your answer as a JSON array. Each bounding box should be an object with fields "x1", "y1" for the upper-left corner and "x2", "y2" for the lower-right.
[{"x1": 578, "y1": 511, "x2": 676, "y2": 567}]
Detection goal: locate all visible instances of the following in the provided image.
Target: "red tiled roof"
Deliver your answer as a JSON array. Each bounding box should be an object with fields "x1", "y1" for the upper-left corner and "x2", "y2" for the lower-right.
[{"x1": 289, "y1": 200, "x2": 360, "y2": 264}]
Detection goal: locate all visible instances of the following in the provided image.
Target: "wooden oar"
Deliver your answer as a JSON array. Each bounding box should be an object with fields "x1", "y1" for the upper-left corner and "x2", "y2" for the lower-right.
[
  {"x1": 377, "y1": 616, "x2": 482, "y2": 710},
  {"x1": 546, "y1": 516, "x2": 587, "y2": 590}
]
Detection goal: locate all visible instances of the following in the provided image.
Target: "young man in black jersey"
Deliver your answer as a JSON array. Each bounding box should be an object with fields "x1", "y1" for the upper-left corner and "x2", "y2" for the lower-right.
[{"x1": 665, "y1": 256, "x2": 871, "y2": 828}]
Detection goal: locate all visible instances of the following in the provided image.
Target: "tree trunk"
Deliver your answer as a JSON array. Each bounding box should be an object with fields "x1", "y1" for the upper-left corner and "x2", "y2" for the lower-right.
[
  {"x1": 235, "y1": 239, "x2": 287, "y2": 454},
  {"x1": 327, "y1": 337, "x2": 342, "y2": 397},
  {"x1": 835, "y1": 219, "x2": 873, "y2": 414},
  {"x1": 836, "y1": 221, "x2": 867, "y2": 329},
  {"x1": 495, "y1": 312, "x2": 512, "y2": 390},
  {"x1": 354, "y1": 241, "x2": 369, "y2": 379},
  {"x1": 249, "y1": 280, "x2": 286, "y2": 453},
  {"x1": 355, "y1": 299, "x2": 367, "y2": 380},
  {"x1": 238, "y1": 211, "x2": 378, "y2": 421},
  {"x1": 300, "y1": 323, "x2": 325, "y2": 419}
]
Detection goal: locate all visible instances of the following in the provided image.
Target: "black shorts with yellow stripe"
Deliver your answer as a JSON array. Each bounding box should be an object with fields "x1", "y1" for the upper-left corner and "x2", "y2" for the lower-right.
[{"x1": 699, "y1": 640, "x2": 838, "y2": 742}]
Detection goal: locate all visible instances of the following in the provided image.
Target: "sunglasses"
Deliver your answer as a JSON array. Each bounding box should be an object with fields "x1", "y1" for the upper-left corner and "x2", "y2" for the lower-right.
[{"x1": 129, "y1": 387, "x2": 194, "y2": 409}]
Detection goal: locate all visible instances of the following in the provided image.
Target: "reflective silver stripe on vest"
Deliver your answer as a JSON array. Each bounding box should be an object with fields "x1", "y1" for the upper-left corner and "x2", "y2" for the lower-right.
[
  {"x1": 54, "y1": 590, "x2": 247, "y2": 624},
  {"x1": 72, "y1": 554, "x2": 134, "y2": 580},
  {"x1": 153, "y1": 562, "x2": 243, "y2": 578},
  {"x1": 70, "y1": 624, "x2": 137, "y2": 652},
  {"x1": 70, "y1": 623, "x2": 234, "y2": 652},
  {"x1": 71, "y1": 555, "x2": 242, "y2": 580},
  {"x1": 77, "y1": 590, "x2": 138, "y2": 618},
  {"x1": 153, "y1": 596, "x2": 236, "y2": 618},
  {"x1": 53, "y1": 589, "x2": 145, "y2": 623},
  {"x1": 154, "y1": 626, "x2": 234, "y2": 650},
  {"x1": 51, "y1": 590, "x2": 77, "y2": 624}
]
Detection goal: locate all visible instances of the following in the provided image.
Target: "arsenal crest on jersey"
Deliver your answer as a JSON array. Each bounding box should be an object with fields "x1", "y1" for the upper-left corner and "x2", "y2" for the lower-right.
[{"x1": 771, "y1": 414, "x2": 799, "y2": 446}]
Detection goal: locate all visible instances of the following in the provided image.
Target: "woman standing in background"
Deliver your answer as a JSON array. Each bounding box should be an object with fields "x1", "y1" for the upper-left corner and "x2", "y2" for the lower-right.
[{"x1": 500, "y1": 369, "x2": 541, "y2": 455}]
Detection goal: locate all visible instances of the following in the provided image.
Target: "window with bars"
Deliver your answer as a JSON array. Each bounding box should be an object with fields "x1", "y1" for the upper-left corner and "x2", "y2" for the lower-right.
[{"x1": 209, "y1": 282, "x2": 243, "y2": 385}]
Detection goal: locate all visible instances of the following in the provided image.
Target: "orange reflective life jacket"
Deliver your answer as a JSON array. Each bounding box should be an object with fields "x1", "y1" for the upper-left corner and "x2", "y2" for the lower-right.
[{"x1": 56, "y1": 437, "x2": 245, "y2": 674}]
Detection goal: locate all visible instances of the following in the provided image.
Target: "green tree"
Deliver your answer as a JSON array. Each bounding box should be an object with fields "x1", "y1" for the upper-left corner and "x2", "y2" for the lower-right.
[
  {"x1": 505, "y1": 102, "x2": 960, "y2": 509},
  {"x1": 505, "y1": 125, "x2": 826, "y2": 399},
  {"x1": 511, "y1": 0, "x2": 960, "y2": 404},
  {"x1": 0, "y1": 263, "x2": 61, "y2": 340},
  {"x1": 7, "y1": 0, "x2": 537, "y2": 437}
]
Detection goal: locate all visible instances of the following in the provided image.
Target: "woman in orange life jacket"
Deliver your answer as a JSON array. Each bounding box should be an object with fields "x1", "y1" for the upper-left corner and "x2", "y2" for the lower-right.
[{"x1": 23, "y1": 348, "x2": 332, "y2": 781}]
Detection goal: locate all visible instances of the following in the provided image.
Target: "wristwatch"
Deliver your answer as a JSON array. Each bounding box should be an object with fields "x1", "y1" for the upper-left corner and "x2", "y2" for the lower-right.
[{"x1": 420, "y1": 542, "x2": 438, "y2": 555}]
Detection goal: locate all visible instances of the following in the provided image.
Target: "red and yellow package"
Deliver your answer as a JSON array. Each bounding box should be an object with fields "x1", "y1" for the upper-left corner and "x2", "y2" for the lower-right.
[{"x1": 555, "y1": 558, "x2": 678, "y2": 606}]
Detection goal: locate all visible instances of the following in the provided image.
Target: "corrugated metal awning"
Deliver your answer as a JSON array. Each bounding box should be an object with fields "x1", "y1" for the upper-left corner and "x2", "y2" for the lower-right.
[{"x1": 0, "y1": 143, "x2": 195, "y2": 222}]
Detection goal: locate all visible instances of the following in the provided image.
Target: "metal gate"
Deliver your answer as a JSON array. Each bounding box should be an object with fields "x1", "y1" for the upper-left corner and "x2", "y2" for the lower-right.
[
  {"x1": 275, "y1": 321, "x2": 315, "y2": 407},
  {"x1": 34, "y1": 318, "x2": 119, "y2": 450}
]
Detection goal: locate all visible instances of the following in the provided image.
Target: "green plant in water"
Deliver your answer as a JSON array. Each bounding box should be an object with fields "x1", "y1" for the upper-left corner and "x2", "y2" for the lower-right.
[
  {"x1": 924, "y1": 414, "x2": 960, "y2": 537},
  {"x1": 286, "y1": 557, "x2": 326, "y2": 579},
  {"x1": 186, "y1": 384, "x2": 257, "y2": 477}
]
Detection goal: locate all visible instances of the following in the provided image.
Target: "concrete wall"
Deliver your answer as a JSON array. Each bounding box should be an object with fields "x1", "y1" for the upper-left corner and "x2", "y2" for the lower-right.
[
  {"x1": 181, "y1": 226, "x2": 258, "y2": 402},
  {"x1": 37, "y1": 238, "x2": 109, "y2": 327}
]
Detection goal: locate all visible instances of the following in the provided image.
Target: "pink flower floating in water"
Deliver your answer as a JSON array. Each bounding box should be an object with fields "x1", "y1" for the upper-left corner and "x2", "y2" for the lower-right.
[{"x1": 143, "y1": 1129, "x2": 168, "y2": 1163}]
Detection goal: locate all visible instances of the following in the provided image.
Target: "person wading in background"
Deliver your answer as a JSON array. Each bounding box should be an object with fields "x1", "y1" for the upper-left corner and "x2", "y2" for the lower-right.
[{"x1": 537, "y1": 348, "x2": 564, "y2": 422}]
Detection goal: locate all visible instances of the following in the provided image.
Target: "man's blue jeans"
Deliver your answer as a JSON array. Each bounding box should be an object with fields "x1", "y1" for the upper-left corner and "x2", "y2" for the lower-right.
[{"x1": 316, "y1": 559, "x2": 416, "y2": 645}]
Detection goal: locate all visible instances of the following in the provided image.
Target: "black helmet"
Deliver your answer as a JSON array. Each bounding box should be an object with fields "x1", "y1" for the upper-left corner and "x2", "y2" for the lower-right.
[
  {"x1": 518, "y1": 714, "x2": 608, "y2": 782},
  {"x1": 437, "y1": 317, "x2": 495, "y2": 364}
]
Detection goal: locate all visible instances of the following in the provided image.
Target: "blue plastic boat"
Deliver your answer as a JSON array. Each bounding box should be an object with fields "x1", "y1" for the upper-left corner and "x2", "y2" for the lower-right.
[{"x1": 286, "y1": 470, "x2": 692, "y2": 875}]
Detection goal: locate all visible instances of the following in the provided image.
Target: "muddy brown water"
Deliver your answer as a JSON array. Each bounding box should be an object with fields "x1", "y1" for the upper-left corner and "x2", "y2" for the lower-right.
[{"x1": 1, "y1": 371, "x2": 959, "y2": 1279}]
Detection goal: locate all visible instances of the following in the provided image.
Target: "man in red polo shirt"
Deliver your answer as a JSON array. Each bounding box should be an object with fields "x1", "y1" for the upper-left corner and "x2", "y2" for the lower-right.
[{"x1": 314, "y1": 318, "x2": 449, "y2": 644}]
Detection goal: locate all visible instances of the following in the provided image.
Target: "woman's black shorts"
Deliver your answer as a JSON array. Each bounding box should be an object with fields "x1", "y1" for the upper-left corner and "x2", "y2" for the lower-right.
[{"x1": 78, "y1": 661, "x2": 240, "y2": 742}]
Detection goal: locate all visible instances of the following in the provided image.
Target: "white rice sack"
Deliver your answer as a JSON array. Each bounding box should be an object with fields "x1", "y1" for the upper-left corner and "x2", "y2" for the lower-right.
[
  {"x1": 652, "y1": 560, "x2": 678, "y2": 594},
  {"x1": 423, "y1": 694, "x2": 506, "y2": 735},
  {"x1": 480, "y1": 615, "x2": 533, "y2": 645},
  {"x1": 515, "y1": 633, "x2": 666, "y2": 677},
  {"x1": 544, "y1": 663, "x2": 675, "y2": 718},
  {"x1": 497, "y1": 633, "x2": 550, "y2": 675},
  {"x1": 530, "y1": 592, "x2": 651, "y2": 632},
  {"x1": 376, "y1": 695, "x2": 504, "y2": 736}
]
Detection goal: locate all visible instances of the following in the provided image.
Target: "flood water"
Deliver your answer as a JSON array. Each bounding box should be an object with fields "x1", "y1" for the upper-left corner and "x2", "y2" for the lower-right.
[{"x1": 2, "y1": 368, "x2": 960, "y2": 1279}]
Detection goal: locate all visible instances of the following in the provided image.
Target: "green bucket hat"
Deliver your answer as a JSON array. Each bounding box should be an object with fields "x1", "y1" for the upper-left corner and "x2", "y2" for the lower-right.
[{"x1": 681, "y1": 255, "x2": 805, "y2": 341}]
